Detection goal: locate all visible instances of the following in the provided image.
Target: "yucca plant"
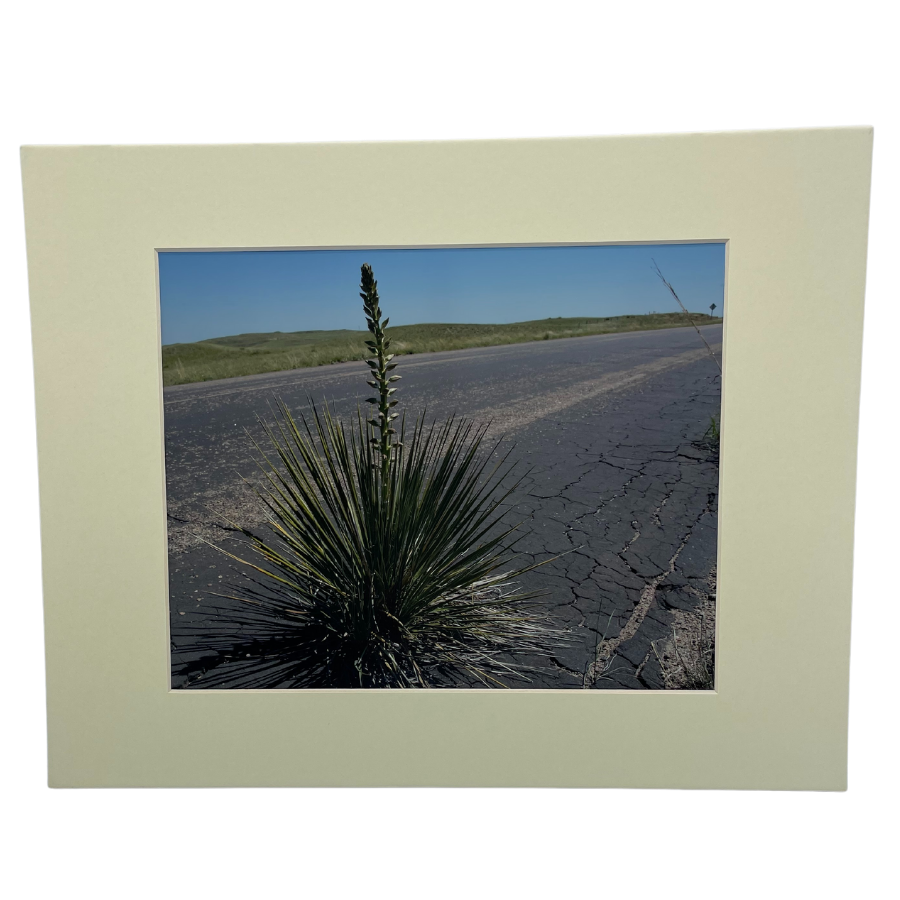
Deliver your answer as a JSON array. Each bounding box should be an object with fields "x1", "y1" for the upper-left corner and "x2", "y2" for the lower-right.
[{"x1": 175, "y1": 264, "x2": 561, "y2": 688}]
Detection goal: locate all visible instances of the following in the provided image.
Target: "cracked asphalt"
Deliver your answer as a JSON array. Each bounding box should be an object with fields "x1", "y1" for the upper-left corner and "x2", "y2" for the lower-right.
[{"x1": 165, "y1": 324, "x2": 721, "y2": 689}]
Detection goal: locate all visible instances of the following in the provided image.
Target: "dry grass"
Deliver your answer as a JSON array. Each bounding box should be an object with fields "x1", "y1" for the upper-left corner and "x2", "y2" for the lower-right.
[{"x1": 652, "y1": 593, "x2": 716, "y2": 690}]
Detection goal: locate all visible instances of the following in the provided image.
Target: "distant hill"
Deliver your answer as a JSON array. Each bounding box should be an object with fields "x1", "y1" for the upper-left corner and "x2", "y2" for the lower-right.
[
  {"x1": 162, "y1": 313, "x2": 722, "y2": 387},
  {"x1": 197, "y1": 328, "x2": 362, "y2": 349}
]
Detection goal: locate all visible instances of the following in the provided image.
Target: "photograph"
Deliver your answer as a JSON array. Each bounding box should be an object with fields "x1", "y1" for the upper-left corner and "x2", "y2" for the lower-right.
[
  {"x1": 162, "y1": 242, "x2": 725, "y2": 689},
  {"x1": 26, "y1": 125, "x2": 868, "y2": 788}
]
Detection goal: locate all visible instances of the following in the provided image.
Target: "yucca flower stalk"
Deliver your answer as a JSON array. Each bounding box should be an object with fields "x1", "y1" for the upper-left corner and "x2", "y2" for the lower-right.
[
  {"x1": 360, "y1": 263, "x2": 400, "y2": 480},
  {"x1": 173, "y1": 265, "x2": 563, "y2": 689}
]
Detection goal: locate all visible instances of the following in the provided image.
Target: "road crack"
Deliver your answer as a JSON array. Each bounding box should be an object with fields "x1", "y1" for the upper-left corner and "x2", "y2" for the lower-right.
[{"x1": 584, "y1": 491, "x2": 714, "y2": 687}]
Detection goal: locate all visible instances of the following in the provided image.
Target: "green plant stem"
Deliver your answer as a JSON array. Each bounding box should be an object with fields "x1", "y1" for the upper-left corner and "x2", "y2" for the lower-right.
[{"x1": 360, "y1": 263, "x2": 401, "y2": 480}]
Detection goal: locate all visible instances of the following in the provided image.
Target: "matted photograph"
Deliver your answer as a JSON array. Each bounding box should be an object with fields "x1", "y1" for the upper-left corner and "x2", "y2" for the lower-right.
[
  {"x1": 162, "y1": 242, "x2": 725, "y2": 689},
  {"x1": 23, "y1": 130, "x2": 870, "y2": 787}
]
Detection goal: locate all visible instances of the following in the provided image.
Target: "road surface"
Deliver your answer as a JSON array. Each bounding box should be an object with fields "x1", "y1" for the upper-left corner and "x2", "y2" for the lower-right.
[{"x1": 165, "y1": 324, "x2": 722, "y2": 689}]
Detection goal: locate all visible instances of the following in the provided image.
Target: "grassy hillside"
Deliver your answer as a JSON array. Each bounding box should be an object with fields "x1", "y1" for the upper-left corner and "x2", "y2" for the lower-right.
[{"x1": 162, "y1": 313, "x2": 722, "y2": 386}]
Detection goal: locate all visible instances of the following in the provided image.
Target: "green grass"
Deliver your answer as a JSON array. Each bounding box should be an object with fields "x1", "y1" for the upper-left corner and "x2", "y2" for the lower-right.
[
  {"x1": 705, "y1": 414, "x2": 721, "y2": 450},
  {"x1": 162, "y1": 313, "x2": 723, "y2": 387}
]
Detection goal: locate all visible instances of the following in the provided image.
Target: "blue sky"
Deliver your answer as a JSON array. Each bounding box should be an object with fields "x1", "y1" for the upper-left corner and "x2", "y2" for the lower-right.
[{"x1": 158, "y1": 243, "x2": 726, "y2": 345}]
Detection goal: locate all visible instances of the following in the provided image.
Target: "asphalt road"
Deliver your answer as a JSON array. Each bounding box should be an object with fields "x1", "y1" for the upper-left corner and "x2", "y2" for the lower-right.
[{"x1": 165, "y1": 324, "x2": 722, "y2": 689}]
